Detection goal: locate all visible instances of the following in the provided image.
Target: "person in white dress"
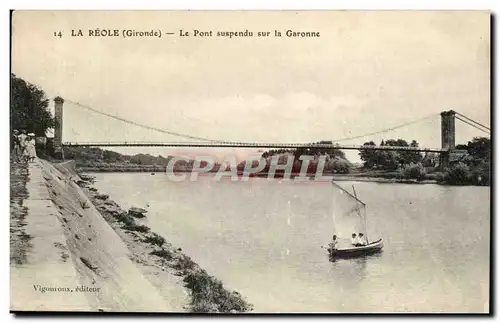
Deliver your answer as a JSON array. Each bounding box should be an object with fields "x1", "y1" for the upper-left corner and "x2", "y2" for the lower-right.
[
  {"x1": 24, "y1": 133, "x2": 37, "y2": 162},
  {"x1": 18, "y1": 130, "x2": 28, "y2": 160}
]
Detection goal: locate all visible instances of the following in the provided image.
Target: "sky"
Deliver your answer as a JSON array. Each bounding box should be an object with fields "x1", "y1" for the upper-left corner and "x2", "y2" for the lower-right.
[{"x1": 11, "y1": 11, "x2": 491, "y2": 162}]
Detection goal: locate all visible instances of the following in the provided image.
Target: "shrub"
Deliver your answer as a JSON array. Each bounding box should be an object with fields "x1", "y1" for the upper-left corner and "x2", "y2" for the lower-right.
[
  {"x1": 427, "y1": 172, "x2": 445, "y2": 182},
  {"x1": 471, "y1": 160, "x2": 490, "y2": 186},
  {"x1": 143, "y1": 233, "x2": 166, "y2": 247},
  {"x1": 327, "y1": 156, "x2": 351, "y2": 174},
  {"x1": 402, "y1": 163, "x2": 426, "y2": 181},
  {"x1": 123, "y1": 224, "x2": 150, "y2": 233},
  {"x1": 183, "y1": 270, "x2": 252, "y2": 313},
  {"x1": 115, "y1": 213, "x2": 136, "y2": 226},
  {"x1": 173, "y1": 255, "x2": 197, "y2": 272},
  {"x1": 443, "y1": 162, "x2": 472, "y2": 185},
  {"x1": 150, "y1": 248, "x2": 173, "y2": 260}
]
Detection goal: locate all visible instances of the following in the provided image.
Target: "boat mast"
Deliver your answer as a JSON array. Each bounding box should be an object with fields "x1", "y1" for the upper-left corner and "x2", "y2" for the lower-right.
[
  {"x1": 331, "y1": 180, "x2": 366, "y2": 206},
  {"x1": 331, "y1": 183, "x2": 336, "y2": 235},
  {"x1": 352, "y1": 185, "x2": 368, "y2": 244}
]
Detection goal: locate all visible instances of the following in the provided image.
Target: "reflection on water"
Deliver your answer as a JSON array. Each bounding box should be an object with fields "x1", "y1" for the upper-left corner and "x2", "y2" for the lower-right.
[
  {"x1": 330, "y1": 257, "x2": 368, "y2": 287},
  {"x1": 92, "y1": 174, "x2": 490, "y2": 313}
]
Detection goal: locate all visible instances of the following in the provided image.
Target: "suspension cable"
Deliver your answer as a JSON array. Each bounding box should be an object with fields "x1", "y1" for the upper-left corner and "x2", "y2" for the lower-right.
[
  {"x1": 455, "y1": 115, "x2": 490, "y2": 135},
  {"x1": 454, "y1": 112, "x2": 490, "y2": 131},
  {"x1": 64, "y1": 99, "x2": 226, "y2": 142},
  {"x1": 62, "y1": 99, "x2": 484, "y2": 146},
  {"x1": 331, "y1": 113, "x2": 439, "y2": 143}
]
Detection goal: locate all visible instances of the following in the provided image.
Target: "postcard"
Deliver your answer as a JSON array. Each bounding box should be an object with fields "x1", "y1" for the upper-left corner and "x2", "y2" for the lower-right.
[{"x1": 10, "y1": 10, "x2": 491, "y2": 313}]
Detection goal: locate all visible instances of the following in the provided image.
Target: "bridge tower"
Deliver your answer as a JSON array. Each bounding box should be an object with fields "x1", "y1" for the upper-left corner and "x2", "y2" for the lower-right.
[
  {"x1": 53, "y1": 96, "x2": 64, "y2": 159},
  {"x1": 440, "y1": 110, "x2": 456, "y2": 170}
]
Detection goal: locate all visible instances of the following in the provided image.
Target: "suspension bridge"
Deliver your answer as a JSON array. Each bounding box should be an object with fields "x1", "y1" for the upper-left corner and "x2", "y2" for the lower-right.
[{"x1": 52, "y1": 97, "x2": 490, "y2": 169}]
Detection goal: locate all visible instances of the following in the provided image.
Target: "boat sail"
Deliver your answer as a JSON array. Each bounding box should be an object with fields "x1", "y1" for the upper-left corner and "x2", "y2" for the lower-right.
[
  {"x1": 328, "y1": 180, "x2": 383, "y2": 258},
  {"x1": 331, "y1": 181, "x2": 367, "y2": 243}
]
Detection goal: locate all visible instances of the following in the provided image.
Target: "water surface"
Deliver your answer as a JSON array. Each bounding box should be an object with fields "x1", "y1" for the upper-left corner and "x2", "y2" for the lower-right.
[{"x1": 93, "y1": 173, "x2": 490, "y2": 313}]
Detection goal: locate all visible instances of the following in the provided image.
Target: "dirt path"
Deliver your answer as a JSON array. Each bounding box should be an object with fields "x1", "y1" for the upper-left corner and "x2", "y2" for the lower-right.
[{"x1": 10, "y1": 159, "x2": 31, "y2": 265}]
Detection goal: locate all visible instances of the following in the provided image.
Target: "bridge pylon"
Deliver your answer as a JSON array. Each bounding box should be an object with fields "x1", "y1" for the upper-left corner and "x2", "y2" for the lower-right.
[
  {"x1": 439, "y1": 110, "x2": 456, "y2": 171},
  {"x1": 54, "y1": 96, "x2": 64, "y2": 160}
]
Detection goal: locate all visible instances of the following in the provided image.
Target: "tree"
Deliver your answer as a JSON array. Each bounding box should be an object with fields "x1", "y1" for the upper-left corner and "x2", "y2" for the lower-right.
[
  {"x1": 449, "y1": 137, "x2": 490, "y2": 186},
  {"x1": 326, "y1": 156, "x2": 351, "y2": 174},
  {"x1": 11, "y1": 74, "x2": 55, "y2": 136},
  {"x1": 261, "y1": 140, "x2": 346, "y2": 161},
  {"x1": 471, "y1": 160, "x2": 490, "y2": 186},
  {"x1": 358, "y1": 141, "x2": 377, "y2": 168},
  {"x1": 466, "y1": 137, "x2": 490, "y2": 165},
  {"x1": 358, "y1": 138, "x2": 422, "y2": 169},
  {"x1": 103, "y1": 150, "x2": 122, "y2": 163},
  {"x1": 384, "y1": 139, "x2": 422, "y2": 167},
  {"x1": 378, "y1": 151, "x2": 400, "y2": 170}
]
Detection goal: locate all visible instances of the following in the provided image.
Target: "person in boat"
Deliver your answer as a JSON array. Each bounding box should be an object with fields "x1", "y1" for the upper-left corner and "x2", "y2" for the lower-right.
[
  {"x1": 355, "y1": 233, "x2": 367, "y2": 247},
  {"x1": 351, "y1": 233, "x2": 358, "y2": 246},
  {"x1": 328, "y1": 235, "x2": 338, "y2": 251}
]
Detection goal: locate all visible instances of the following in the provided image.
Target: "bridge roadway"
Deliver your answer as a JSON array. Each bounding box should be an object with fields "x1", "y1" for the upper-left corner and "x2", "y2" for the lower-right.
[{"x1": 62, "y1": 141, "x2": 453, "y2": 153}]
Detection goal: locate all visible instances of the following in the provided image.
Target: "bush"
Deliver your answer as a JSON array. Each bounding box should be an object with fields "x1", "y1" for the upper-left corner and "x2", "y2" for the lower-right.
[
  {"x1": 427, "y1": 172, "x2": 445, "y2": 182},
  {"x1": 183, "y1": 270, "x2": 252, "y2": 313},
  {"x1": 115, "y1": 213, "x2": 136, "y2": 226},
  {"x1": 471, "y1": 160, "x2": 490, "y2": 186},
  {"x1": 327, "y1": 156, "x2": 351, "y2": 174},
  {"x1": 402, "y1": 163, "x2": 426, "y2": 181},
  {"x1": 173, "y1": 255, "x2": 197, "y2": 272},
  {"x1": 123, "y1": 224, "x2": 150, "y2": 233},
  {"x1": 150, "y1": 248, "x2": 174, "y2": 260},
  {"x1": 443, "y1": 162, "x2": 472, "y2": 185},
  {"x1": 143, "y1": 233, "x2": 166, "y2": 247}
]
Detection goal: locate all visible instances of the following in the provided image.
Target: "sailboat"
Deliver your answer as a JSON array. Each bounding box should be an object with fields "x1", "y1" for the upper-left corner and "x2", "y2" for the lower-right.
[{"x1": 327, "y1": 181, "x2": 383, "y2": 259}]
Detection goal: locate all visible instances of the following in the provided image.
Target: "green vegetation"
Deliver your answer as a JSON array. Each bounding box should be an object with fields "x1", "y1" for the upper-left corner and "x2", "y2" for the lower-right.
[
  {"x1": 441, "y1": 137, "x2": 490, "y2": 186},
  {"x1": 400, "y1": 163, "x2": 427, "y2": 181},
  {"x1": 148, "y1": 249, "x2": 252, "y2": 313},
  {"x1": 173, "y1": 254, "x2": 197, "y2": 272},
  {"x1": 64, "y1": 146, "x2": 173, "y2": 167},
  {"x1": 359, "y1": 139, "x2": 423, "y2": 170},
  {"x1": 183, "y1": 270, "x2": 253, "y2": 313},
  {"x1": 260, "y1": 140, "x2": 352, "y2": 174},
  {"x1": 123, "y1": 224, "x2": 150, "y2": 233},
  {"x1": 143, "y1": 233, "x2": 166, "y2": 247},
  {"x1": 259, "y1": 137, "x2": 489, "y2": 186},
  {"x1": 11, "y1": 74, "x2": 55, "y2": 136},
  {"x1": 115, "y1": 212, "x2": 136, "y2": 227},
  {"x1": 150, "y1": 248, "x2": 174, "y2": 260}
]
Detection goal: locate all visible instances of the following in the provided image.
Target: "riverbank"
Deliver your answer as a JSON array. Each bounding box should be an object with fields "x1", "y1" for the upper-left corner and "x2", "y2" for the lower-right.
[
  {"x1": 10, "y1": 158, "x2": 252, "y2": 313},
  {"x1": 79, "y1": 175, "x2": 253, "y2": 313},
  {"x1": 76, "y1": 167, "x2": 439, "y2": 185}
]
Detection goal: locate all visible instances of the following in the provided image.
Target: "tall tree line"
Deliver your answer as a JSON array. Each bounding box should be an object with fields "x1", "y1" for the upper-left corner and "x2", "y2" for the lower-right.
[{"x1": 10, "y1": 74, "x2": 55, "y2": 136}]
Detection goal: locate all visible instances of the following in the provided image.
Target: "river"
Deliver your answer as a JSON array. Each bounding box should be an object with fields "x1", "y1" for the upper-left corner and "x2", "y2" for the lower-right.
[{"x1": 92, "y1": 173, "x2": 490, "y2": 313}]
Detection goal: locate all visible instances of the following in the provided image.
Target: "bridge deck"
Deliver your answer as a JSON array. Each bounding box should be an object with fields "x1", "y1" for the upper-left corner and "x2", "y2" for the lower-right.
[{"x1": 62, "y1": 142, "x2": 450, "y2": 153}]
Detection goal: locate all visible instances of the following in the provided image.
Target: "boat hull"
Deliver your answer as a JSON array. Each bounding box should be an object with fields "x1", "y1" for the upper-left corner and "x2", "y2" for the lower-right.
[{"x1": 328, "y1": 239, "x2": 384, "y2": 259}]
